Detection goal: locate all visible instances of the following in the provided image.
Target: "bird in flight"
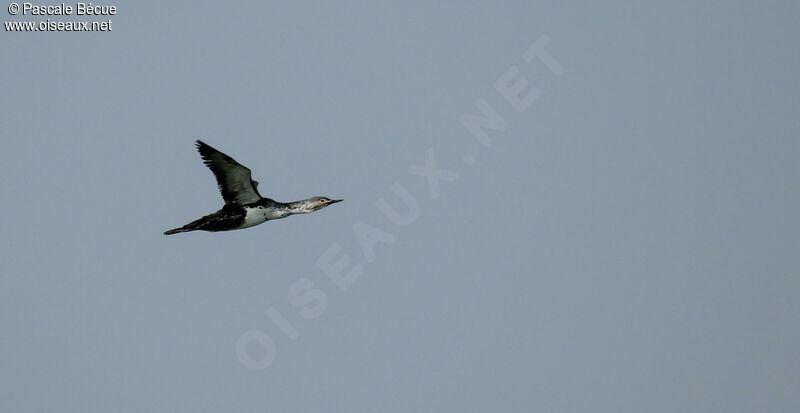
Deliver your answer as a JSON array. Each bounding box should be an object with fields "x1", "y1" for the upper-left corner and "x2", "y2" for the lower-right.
[{"x1": 164, "y1": 140, "x2": 342, "y2": 235}]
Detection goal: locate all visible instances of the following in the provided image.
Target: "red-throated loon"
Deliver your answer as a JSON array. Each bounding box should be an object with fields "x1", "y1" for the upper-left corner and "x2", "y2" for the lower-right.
[{"x1": 164, "y1": 140, "x2": 342, "y2": 235}]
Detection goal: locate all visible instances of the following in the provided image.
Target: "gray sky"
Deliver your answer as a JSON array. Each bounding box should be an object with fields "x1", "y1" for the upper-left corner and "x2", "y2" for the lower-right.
[{"x1": 2, "y1": 1, "x2": 798, "y2": 412}]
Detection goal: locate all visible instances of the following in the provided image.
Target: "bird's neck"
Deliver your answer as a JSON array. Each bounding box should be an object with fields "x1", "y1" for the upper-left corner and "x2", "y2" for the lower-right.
[{"x1": 282, "y1": 199, "x2": 317, "y2": 214}]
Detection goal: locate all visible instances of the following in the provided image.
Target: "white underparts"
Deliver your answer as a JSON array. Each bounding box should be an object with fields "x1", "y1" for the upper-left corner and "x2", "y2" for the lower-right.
[{"x1": 240, "y1": 206, "x2": 290, "y2": 229}]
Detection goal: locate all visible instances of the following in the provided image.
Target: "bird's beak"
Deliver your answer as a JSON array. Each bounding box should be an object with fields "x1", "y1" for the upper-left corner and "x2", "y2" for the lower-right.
[{"x1": 329, "y1": 199, "x2": 343, "y2": 204}]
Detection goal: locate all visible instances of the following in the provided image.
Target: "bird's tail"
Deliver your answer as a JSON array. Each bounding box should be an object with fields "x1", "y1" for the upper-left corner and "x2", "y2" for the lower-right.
[
  {"x1": 164, "y1": 226, "x2": 194, "y2": 235},
  {"x1": 163, "y1": 218, "x2": 205, "y2": 235}
]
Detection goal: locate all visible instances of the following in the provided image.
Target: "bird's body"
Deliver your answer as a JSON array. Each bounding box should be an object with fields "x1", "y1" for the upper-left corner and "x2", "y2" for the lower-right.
[
  {"x1": 164, "y1": 141, "x2": 341, "y2": 235},
  {"x1": 242, "y1": 202, "x2": 289, "y2": 228}
]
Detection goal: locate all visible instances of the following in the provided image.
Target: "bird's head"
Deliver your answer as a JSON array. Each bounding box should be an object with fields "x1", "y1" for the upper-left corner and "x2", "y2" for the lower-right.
[{"x1": 306, "y1": 196, "x2": 343, "y2": 212}]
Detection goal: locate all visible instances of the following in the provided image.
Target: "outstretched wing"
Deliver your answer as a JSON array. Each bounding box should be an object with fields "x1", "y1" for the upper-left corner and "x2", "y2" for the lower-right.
[{"x1": 195, "y1": 140, "x2": 262, "y2": 205}]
